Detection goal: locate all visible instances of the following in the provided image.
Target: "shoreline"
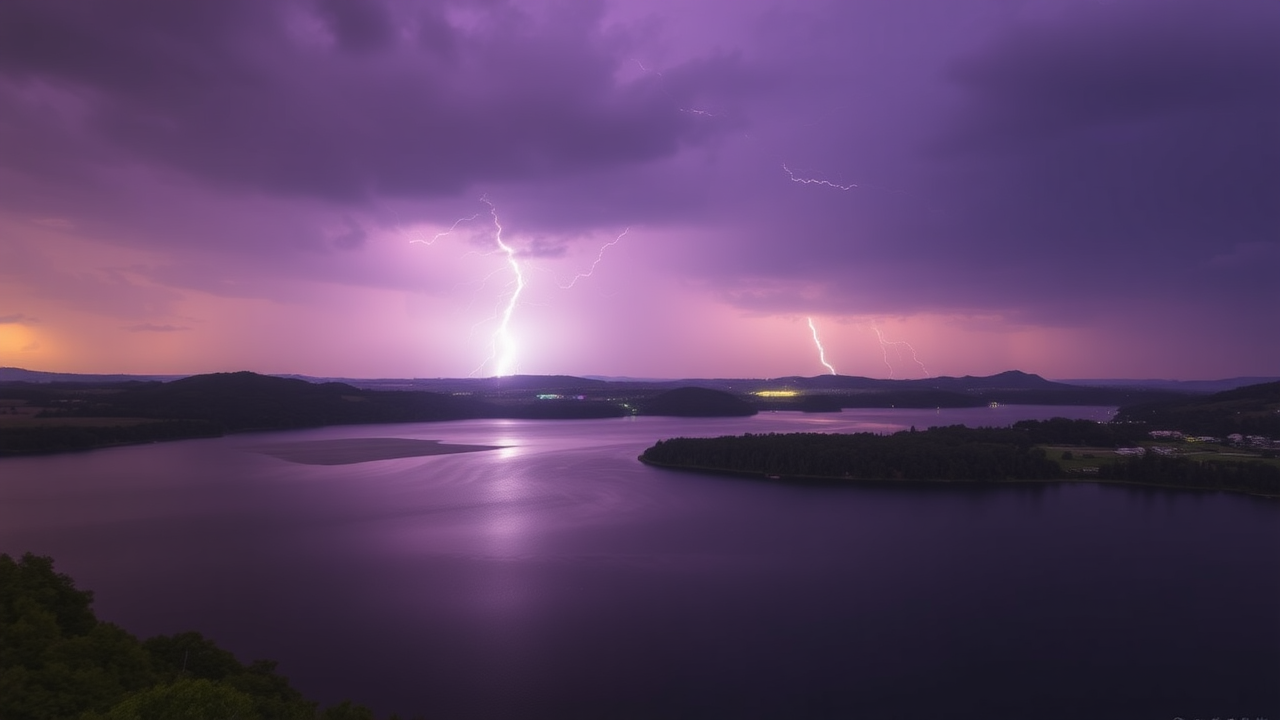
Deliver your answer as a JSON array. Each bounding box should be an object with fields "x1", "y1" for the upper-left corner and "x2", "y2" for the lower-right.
[{"x1": 637, "y1": 456, "x2": 1280, "y2": 500}]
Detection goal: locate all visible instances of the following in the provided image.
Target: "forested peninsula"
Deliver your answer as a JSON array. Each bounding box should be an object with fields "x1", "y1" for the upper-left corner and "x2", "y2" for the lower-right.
[{"x1": 640, "y1": 418, "x2": 1280, "y2": 497}]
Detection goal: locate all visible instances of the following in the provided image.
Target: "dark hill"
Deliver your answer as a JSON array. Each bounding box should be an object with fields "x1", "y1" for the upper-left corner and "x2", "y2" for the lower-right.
[
  {"x1": 88, "y1": 371, "x2": 486, "y2": 431},
  {"x1": 1116, "y1": 381, "x2": 1280, "y2": 436},
  {"x1": 640, "y1": 387, "x2": 757, "y2": 417},
  {"x1": 0, "y1": 366, "x2": 183, "y2": 383},
  {"x1": 903, "y1": 370, "x2": 1062, "y2": 391}
]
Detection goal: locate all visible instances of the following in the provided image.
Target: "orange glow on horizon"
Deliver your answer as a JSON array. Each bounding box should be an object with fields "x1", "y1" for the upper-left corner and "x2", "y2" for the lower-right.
[{"x1": 0, "y1": 324, "x2": 40, "y2": 356}]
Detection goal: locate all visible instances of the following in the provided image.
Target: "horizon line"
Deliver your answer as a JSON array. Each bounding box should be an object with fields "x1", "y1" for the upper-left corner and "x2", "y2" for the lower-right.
[{"x1": 3, "y1": 366, "x2": 1279, "y2": 386}]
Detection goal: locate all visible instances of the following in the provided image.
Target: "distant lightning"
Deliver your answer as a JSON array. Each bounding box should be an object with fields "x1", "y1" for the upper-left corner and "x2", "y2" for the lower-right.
[
  {"x1": 560, "y1": 227, "x2": 630, "y2": 289},
  {"x1": 807, "y1": 317, "x2": 838, "y2": 375},
  {"x1": 782, "y1": 163, "x2": 858, "y2": 191},
  {"x1": 409, "y1": 214, "x2": 480, "y2": 246},
  {"x1": 872, "y1": 325, "x2": 930, "y2": 379},
  {"x1": 477, "y1": 197, "x2": 525, "y2": 378},
  {"x1": 634, "y1": 59, "x2": 717, "y2": 118},
  {"x1": 634, "y1": 59, "x2": 660, "y2": 78}
]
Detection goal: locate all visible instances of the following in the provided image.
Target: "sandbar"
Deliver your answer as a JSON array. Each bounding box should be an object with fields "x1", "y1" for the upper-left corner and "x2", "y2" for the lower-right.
[{"x1": 253, "y1": 437, "x2": 503, "y2": 465}]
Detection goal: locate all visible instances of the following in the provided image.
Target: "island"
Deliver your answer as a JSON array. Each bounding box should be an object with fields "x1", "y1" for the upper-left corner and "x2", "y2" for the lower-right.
[{"x1": 640, "y1": 382, "x2": 1280, "y2": 497}]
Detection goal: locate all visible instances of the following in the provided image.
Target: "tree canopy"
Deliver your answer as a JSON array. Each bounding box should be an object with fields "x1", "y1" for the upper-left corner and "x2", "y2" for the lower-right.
[{"x1": 0, "y1": 553, "x2": 397, "y2": 720}]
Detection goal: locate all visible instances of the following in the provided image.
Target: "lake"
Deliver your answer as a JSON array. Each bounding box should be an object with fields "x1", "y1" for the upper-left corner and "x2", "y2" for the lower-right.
[{"x1": 1, "y1": 406, "x2": 1276, "y2": 719}]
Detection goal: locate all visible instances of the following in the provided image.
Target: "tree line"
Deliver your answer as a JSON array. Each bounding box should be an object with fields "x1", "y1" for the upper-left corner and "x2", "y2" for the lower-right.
[
  {"x1": 0, "y1": 420, "x2": 223, "y2": 456},
  {"x1": 641, "y1": 426, "x2": 1060, "y2": 482},
  {"x1": 0, "y1": 553, "x2": 413, "y2": 720},
  {"x1": 1094, "y1": 450, "x2": 1280, "y2": 494},
  {"x1": 640, "y1": 421, "x2": 1280, "y2": 495},
  {"x1": 1115, "y1": 380, "x2": 1280, "y2": 437}
]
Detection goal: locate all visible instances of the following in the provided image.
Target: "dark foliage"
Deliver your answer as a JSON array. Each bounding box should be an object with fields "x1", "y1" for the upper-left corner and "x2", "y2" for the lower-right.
[
  {"x1": 1096, "y1": 451, "x2": 1280, "y2": 494},
  {"x1": 753, "y1": 390, "x2": 984, "y2": 411},
  {"x1": 1008, "y1": 417, "x2": 1149, "y2": 446},
  {"x1": 0, "y1": 373, "x2": 499, "y2": 455},
  {"x1": 1115, "y1": 380, "x2": 1280, "y2": 436},
  {"x1": 640, "y1": 420, "x2": 1279, "y2": 495},
  {"x1": 500, "y1": 399, "x2": 628, "y2": 419},
  {"x1": 88, "y1": 372, "x2": 487, "y2": 430},
  {"x1": 640, "y1": 387, "x2": 757, "y2": 417},
  {"x1": 0, "y1": 553, "x2": 383, "y2": 720},
  {"x1": 0, "y1": 420, "x2": 223, "y2": 456},
  {"x1": 642, "y1": 426, "x2": 1060, "y2": 481}
]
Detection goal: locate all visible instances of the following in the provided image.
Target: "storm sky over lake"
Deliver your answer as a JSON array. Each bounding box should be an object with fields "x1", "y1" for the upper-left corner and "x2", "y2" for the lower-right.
[{"x1": 1, "y1": 0, "x2": 1276, "y2": 379}]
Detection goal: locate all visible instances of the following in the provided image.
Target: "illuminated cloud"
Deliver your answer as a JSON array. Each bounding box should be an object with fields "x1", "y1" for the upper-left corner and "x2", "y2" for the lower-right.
[{"x1": 0, "y1": 0, "x2": 1274, "y2": 379}]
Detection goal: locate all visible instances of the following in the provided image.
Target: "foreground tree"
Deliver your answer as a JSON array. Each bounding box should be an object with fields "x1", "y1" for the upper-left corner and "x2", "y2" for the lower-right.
[{"x1": 0, "y1": 553, "x2": 382, "y2": 720}]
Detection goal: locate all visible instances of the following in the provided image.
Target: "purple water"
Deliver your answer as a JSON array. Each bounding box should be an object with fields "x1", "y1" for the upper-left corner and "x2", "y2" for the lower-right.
[{"x1": 1, "y1": 407, "x2": 1276, "y2": 719}]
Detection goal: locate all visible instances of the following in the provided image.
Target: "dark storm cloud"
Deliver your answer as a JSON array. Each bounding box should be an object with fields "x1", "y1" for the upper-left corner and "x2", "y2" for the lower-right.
[
  {"x1": 2, "y1": 0, "x2": 1275, "y2": 378},
  {"x1": 932, "y1": 0, "x2": 1279, "y2": 246},
  {"x1": 941, "y1": 1, "x2": 1280, "y2": 151},
  {"x1": 694, "y1": 0, "x2": 1279, "y2": 324},
  {"x1": 917, "y1": 1, "x2": 1280, "y2": 314},
  {"x1": 0, "y1": 0, "x2": 746, "y2": 202},
  {"x1": 313, "y1": 0, "x2": 397, "y2": 56}
]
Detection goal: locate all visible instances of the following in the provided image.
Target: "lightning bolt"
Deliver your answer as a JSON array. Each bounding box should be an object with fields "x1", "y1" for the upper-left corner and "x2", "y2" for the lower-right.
[
  {"x1": 410, "y1": 200, "x2": 528, "y2": 377},
  {"x1": 408, "y1": 214, "x2": 479, "y2": 246},
  {"x1": 476, "y1": 197, "x2": 525, "y2": 378},
  {"x1": 872, "y1": 325, "x2": 930, "y2": 379},
  {"x1": 807, "y1": 317, "x2": 837, "y2": 376},
  {"x1": 634, "y1": 59, "x2": 660, "y2": 78},
  {"x1": 560, "y1": 227, "x2": 630, "y2": 289},
  {"x1": 634, "y1": 59, "x2": 717, "y2": 118},
  {"x1": 782, "y1": 163, "x2": 858, "y2": 191}
]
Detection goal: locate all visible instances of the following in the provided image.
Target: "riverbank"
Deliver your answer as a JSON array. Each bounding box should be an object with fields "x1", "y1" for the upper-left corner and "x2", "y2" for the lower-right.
[{"x1": 639, "y1": 454, "x2": 1280, "y2": 499}]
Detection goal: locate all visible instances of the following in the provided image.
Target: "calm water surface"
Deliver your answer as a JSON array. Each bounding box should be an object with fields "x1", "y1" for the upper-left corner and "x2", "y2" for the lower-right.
[{"x1": 1, "y1": 407, "x2": 1277, "y2": 719}]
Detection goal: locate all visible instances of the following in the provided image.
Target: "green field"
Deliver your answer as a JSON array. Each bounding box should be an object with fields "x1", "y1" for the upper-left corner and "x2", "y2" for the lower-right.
[{"x1": 1041, "y1": 442, "x2": 1280, "y2": 473}]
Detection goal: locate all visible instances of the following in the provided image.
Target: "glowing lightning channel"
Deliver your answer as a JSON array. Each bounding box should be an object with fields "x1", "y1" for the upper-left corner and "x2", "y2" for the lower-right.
[
  {"x1": 873, "y1": 325, "x2": 930, "y2": 379},
  {"x1": 560, "y1": 227, "x2": 630, "y2": 289},
  {"x1": 476, "y1": 198, "x2": 526, "y2": 378},
  {"x1": 807, "y1": 317, "x2": 838, "y2": 376},
  {"x1": 782, "y1": 163, "x2": 858, "y2": 191},
  {"x1": 409, "y1": 214, "x2": 480, "y2": 246},
  {"x1": 410, "y1": 202, "x2": 527, "y2": 377},
  {"x1": 634, "y1": 59, "x2": 717, "y2": 118}
]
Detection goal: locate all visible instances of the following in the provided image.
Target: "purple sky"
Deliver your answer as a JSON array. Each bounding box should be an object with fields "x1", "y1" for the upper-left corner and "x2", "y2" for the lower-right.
[{"x1": 1, "y1": 0, "x2": 1276, "y2": 380}]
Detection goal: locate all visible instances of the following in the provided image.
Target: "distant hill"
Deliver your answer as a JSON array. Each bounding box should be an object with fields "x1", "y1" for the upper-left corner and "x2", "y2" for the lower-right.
[
  {"x1": 2, "y1": 366, "x2": 1196, "y2": 413},
  {"x1": 0, "y1": 372, "x2": 634, "y2": 454},
  {"x1": 1115, "y1": 381, "x2": 1280, "y2": 437},
  {"x1": 901, "y1": 370, "x2": 1062, "y2": 391},
  {"x1": 371, "y1": 370, "x2": 1180, "y2": 408},
  {"x1": 1058, "y1": 377, "x2": 1280, "y2": 393},
  {"x1": 0, "y1": 367, "x2": 185, "y2": 383},
  {"x1": 640, "y1": 387, "x2": 757, "y2": 417},
  {"x1": 5, "y1": 368, "x2": 1273, "y2": 457},
  {"x1": 739, "y1": 371, "x2": 1180, "y2": 409},
  {"x1": 89, "y1": 372, "x2": 489, "y2": 431}
]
